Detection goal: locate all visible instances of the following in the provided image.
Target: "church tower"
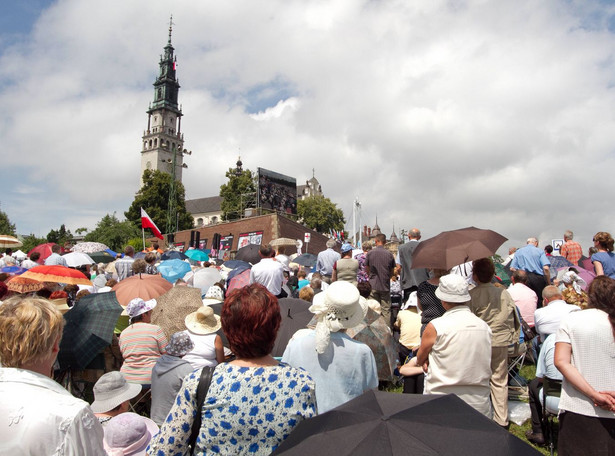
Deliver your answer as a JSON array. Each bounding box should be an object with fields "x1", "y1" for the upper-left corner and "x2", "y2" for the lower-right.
[{"x1": 140, "y1": 18, "x2": 186, "y2": 185}]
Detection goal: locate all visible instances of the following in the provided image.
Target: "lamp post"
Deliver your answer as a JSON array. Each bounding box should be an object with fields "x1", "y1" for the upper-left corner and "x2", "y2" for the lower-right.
[{"x1": 161, "y1": 143, "x2": 191, "y2": 236}]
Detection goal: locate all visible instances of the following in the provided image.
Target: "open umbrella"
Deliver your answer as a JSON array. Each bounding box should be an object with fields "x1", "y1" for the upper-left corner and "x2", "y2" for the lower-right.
[
  {"x1": 6, "y1": 275, "x2": 45, "y2": 293},
  {"x1": 12, "y1": 250, "x2": 27, "y2": 261},
  {"x1": 226, "y1": 268, "x2": 251, "y2": 294},
  {"x1": 0, "y1": 235, "x2": 22, "y2": 248},
  {"x1": 223, "y1": 259, "x2": 251, "y2": 270},
  {"x1": 270, "y1": 237, "x2": 298, "y2": 247},
  {"x1": 271, "y1": 298, "x2": 314, "y2": 357},
  {"x1": 193, "y1": 267, "x2": 224, "y2": 295},
  {"x1": 111, "y1": 273, "x2": 173, "y2": 306},
  {"x1": 273, "y1": 390, "x2": 538, "y2": 455},
  {"x1": 346, "y1": 307, "x2": 398, "y2": 382},
  {"x1": 235, "y1": 244, "x2": 261, "y2": 264},
  {"x1": 158, "y1": 259, "x2": 192, "y2": 283},
  {"x1": 21, "y1": 265, "x2": 92, "y2": 286},
  {"x1": 62, "y1": 252, "x2": 95, "y2": 267},
  {"x1": 185, "y1": 249, "x2": 210, "y2": 262},
  {"x1": 57, "y1": 291, "x2": 123, "y2": 369},
  {"x1": 161, "y1": 250, "x2": 189, "y2": 261},
  {"x1": 1, "y1": 266, "x2": 28, "y2": 276},
  {"x1": 88, "y1": 250, "x2": 116, "y2": 264},
  {"x1": 151, "y1": 286, "x2": 203, "y2": 339},
  {"x1": 28, "y1": 242, "x2": 61, "y2": 264},
  {"x1": 71, "y1": 242, "x2": 110, "y2": 254},
  {"x1": 293, "y1": 253, "x2": 318, "y2": 268},
  {"x1": 411, "y1": 227, "x2": 507, "y2": 270}
]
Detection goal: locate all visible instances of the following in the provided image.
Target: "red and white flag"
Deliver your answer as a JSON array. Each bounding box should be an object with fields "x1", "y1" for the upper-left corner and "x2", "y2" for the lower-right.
[{"x1": 141, "y1": 208, "x2": 164, "y2": 240}]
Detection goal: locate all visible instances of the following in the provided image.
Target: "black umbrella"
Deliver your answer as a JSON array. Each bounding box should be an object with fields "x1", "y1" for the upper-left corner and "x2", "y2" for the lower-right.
[
  {"x1": 206, "y1": 302, "x2": 230, "y2": 348},
  {"x1": 235, "y1": 244, "x2": 261, "y2": 264},
  {"x1": 161, "y1": 250, "x2": 189, "y2": 261},
  {"x1": 271, "y1": 298, "x2": 313, "y2": 357},
  {"x1": 57, "y1": 291, "x2": 123, "y2": 369},
  {"x1": 273, "y1": 390, "x2": 539, "y2": 455},
  {"x1": 293, "y1": 253, "x2": 317, "y2": 268}
]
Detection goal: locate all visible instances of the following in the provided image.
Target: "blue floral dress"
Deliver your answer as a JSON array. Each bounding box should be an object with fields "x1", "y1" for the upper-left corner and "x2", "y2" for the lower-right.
[{"x1": 146, "y1": 362, "x2": 316, "y2": 455}]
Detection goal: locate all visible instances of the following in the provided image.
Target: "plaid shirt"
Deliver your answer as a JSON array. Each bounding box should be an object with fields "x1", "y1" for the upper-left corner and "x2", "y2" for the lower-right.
[{"x1": 560, "y1": 240, "x2": 583, "y2": 265}]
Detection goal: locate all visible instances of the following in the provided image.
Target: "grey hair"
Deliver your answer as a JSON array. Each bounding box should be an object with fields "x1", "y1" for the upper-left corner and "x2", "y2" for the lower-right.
[
  {"x1": 326, "y1": 239, "x2": 336, "y2": 249},
  {"x1": 527, "y1": 237, "x2": 538, "y2": 245},
  {"x1": 564, "y1": 230, "x2": 573, "y2": 240}
]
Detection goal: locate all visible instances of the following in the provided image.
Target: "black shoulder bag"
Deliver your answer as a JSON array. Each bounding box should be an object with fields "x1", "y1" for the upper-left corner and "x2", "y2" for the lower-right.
[{"x1": 188, "y1": 366, "x2": 215, "y2": 455}]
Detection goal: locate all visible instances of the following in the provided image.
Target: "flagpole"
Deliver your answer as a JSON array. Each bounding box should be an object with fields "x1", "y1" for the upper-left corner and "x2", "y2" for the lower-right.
[{"x1": 141, "y1": 207, "x2": 146, "y2": 249}]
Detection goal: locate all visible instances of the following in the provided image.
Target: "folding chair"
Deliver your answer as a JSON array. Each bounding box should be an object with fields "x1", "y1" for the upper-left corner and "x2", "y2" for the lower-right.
[
  {"x1": 508, "y1": 342, "x2": 528, "y2": 387},
  {"x1": 541, "y1": 376, "x2": 562, "y2": 456},
  {"x1": 129, "y1": 385, "x2": 152, "y2": 417}
]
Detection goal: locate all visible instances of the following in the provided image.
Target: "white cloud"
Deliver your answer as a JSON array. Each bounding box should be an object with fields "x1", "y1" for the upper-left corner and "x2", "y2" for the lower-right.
[{"x1": 1, "y1": 0, "x2": 615, "y2": 252}]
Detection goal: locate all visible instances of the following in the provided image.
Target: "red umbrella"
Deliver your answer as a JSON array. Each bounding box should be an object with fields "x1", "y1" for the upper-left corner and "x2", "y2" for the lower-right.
[
  {"x1": 21, "y1": 265, "x2": 92, "y2": 286},
  {"x1": 111, "y1": 273, "x2": 173, "y2": 306},
  {"x1": 28, "y1": 243, "x2": 63, "y2": 264}
]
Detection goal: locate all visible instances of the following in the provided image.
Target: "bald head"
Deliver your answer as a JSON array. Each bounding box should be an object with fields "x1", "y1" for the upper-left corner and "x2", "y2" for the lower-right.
[
  {"x1": 542, "y1": 285, "x2": 563, "y2": 304},
  {"x1": 409, "y1": 228, "x2": 421, "y2": 240}
]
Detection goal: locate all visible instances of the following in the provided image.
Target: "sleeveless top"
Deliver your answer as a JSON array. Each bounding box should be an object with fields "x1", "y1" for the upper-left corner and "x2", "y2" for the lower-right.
[{"x1": 335, "y1": 258, "x2": 359, "y2": 286}]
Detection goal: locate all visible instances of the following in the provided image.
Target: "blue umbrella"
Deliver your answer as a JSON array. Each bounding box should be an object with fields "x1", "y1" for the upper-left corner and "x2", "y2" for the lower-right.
[
  {"x1": 185, "y1": 249, "x2": 210, "y2": 262},
  {"x1": 161, "y1": 250, "x2": 189, "y2": 261},
  {"x1": 158, "y1": 259, "x2": 192, "y2": 283},
  {"x1": 1, "y1": 266, "x2": 27, "y2": 275},
  {"x1": 223, "y1": 259, "x2": 251, "y2": 270}
]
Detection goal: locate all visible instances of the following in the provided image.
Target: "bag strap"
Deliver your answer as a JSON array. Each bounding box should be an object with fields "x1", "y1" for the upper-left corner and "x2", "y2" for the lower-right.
[{"x1": 188, "y1": 366, "x2": 215, "y2": 454}]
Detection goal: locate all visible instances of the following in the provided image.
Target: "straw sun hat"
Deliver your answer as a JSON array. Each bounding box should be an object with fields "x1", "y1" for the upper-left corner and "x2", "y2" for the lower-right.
[{"x1": 184, "y1": 306, "x2": 221, "y2": 335}]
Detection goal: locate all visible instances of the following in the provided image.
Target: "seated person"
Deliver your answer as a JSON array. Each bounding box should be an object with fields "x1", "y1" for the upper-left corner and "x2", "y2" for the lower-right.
[
  {"x1": 182, "y1": 307, "x2": 225, "y2": 371},
  {"x1": 417, "y1": 274, "x2": 493, "y2": 418},
  {"x1": 282, "y1": 281, "x2": 378, "y2": 413},
  {"x1": 525, "y1": 334, "x2": 562, "y2": 446},
  {"x1": 395, "y1": 291, "x2": 421, "y2": 363},
  {"x1": 151, "y1": 331, "x2": 196, "y2": 426},
  {"x1": 91, "y1": 371, "x2": 142, "y2": 427}
]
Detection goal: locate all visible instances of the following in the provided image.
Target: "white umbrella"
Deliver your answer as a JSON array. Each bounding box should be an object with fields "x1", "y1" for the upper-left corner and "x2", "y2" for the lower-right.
[
  {"x1": 71, "y1": 242, "x2": 110, "y2": 254},
  {"x1": 193, "y1": 268, "x2": 223, "y2": 296},
  {"x1": 63, "y1": 252, "x2": 95, "y2": 267},
  {"x1": 0, "y1": 235, "x2": 22, "y2": 248}
]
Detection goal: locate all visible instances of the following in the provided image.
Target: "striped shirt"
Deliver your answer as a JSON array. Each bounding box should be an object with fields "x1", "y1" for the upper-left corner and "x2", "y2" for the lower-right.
[{"x1": 119, "y1": 322, "x2": 167, "y2": 384}]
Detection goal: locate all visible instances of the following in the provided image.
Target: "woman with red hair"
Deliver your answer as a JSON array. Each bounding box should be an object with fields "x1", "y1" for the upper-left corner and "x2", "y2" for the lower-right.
[{"x1": 147, "y1": 284, "x2": 316, "y2": 455}]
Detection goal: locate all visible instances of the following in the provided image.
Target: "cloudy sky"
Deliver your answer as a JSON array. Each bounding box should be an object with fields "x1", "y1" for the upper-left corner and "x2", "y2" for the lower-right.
[{"x1": 2, "y1": 0, "x2": 615, "y2": 253}]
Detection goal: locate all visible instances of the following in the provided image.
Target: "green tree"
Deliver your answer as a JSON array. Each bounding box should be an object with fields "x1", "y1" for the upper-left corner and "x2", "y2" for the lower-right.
[
  {"x1": 219, "y1": 168, "x2": 256, "y2": 221},
  {"x1": 125, "y1": 170, "x2": 193, "y2": 234},
  {"x1": 46, "y1": 224, "x2": 72, "y2": 246},
  {"x1": 0, "y1": 210, "x2": 16, "y2": 235},
  {"x1": 21, "y1": 234, "x2": 47, "y2": 254},
  {"x1": 297, "y1": 195, "x2": 346, "y2": 233},
  {"x1": 84, "y1": 213, "x2": 140, "y2": 252}
]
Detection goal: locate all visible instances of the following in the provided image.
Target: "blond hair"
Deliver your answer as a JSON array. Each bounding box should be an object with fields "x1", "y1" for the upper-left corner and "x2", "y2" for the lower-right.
[
  {"x1": 0, "y1": 296, "x2": 64, "y2": 368},
  {"x1": 299, "y1": 286, "x2": 315, "y2": 303}
]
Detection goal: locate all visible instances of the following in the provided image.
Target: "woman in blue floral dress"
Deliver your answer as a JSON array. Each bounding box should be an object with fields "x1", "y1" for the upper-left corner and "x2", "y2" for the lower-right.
[{"x1": 147, "y1": 284, "x2": 316, "y2": 456}]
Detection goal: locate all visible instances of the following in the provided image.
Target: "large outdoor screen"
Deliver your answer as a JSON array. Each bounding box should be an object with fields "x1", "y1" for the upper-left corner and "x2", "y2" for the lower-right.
[{"x1": 257, "y1": 167, "x2": 297, "y2": 215}]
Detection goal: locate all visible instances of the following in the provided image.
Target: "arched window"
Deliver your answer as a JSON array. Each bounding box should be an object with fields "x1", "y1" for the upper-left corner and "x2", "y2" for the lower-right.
[
  {"x1": 154, "y1": 138, "x2": 158, "y2": 147},
  {"x1": 211, "y1": 216, "x2": 218, "y2": 224},
  {"x1": 196, "y1": 218, "x2": 203, "y2": 227}
]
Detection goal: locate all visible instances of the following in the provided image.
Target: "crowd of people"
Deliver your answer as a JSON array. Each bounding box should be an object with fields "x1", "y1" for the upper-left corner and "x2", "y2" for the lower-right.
[{"x1": 0, "y1": 228, "x2": 614, "y2": 455}]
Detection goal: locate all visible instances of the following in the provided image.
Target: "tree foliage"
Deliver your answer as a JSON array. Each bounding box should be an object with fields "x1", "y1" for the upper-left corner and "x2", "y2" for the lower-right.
[
  {"x1": 21, "y1": 234, "x2": 47, "y2": 254},
  {"x1": 297, "y1": 195, "x2": 346, "y2": 233},
  {"x1": 46, "y1": 224, "x2": 73, "y2": 246},
  {"x1": 219, "y1": 168, "x2": 257, "y2": 221},
  {"x1": 0, "y1": 210, "x2": 16, "y2": 236},
  {"x1": 84, "y1": 213, "x2": 140, "y2": 252},
  {"x1": 125, "y1": 170, "x2": 193, "y2": 234}
]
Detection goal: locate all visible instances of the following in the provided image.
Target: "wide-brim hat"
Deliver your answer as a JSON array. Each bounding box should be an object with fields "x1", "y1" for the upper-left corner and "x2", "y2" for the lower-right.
[
  {"x1": 435, "y1": 274, "x2": 471, "y2": 303},
  {"x1": 91, "y1": 371, "x2": 142, "y2": 414},
  {"x1": 50, "y1": 298, "x2": 71, "y2": 314},
  {"x1": 185, "y1": 306, "x2": 221, "y2": 335},
  {"x1": 310, "y1": 281, "x2": 366, "y2": 330},
  {"x1": 104, "y1": 412, "x2": 159, "y2": 456},
  {"x1": 125, "y1": 297, "x2": 157, "y2": 318}
]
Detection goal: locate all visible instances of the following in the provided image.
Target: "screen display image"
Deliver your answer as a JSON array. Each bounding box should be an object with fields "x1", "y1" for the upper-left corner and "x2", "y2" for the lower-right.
[{"x1": 257, "y1": 167, "x2": 297, "y2": 215}]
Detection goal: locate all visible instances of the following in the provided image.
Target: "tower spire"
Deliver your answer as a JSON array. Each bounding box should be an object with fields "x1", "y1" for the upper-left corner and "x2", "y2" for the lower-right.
[{"x1": 168, "y1": 15, "x2": 173, "y2": 44}]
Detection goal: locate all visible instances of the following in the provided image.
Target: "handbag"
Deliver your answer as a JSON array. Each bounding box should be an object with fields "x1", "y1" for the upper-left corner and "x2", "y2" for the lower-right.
[{"x1": 188, "y1": 366, "x2": 215, "y2": 455}]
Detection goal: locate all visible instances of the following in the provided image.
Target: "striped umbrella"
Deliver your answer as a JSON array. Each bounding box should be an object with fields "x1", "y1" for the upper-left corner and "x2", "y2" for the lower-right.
[{"x1": 0, "y1": 235, "x2": 22, "y2": 248}]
